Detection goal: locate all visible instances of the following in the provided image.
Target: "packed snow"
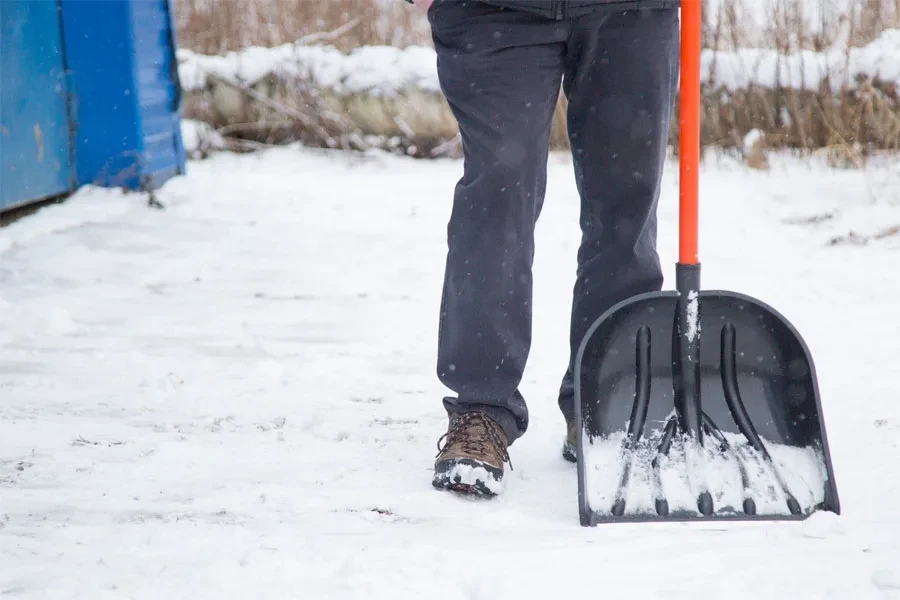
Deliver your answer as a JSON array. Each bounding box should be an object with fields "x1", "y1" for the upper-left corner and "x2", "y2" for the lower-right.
[
  {"x1": 1, "y1": 145, "x2": 900, "y2": 598},
  {"x1": 180, "y1": 119, "x2": 227, "y2": 160},
  {"x1": 583, "y1": 431, "x2": 829, "y2": 519},
  {"x1": 177, "y1": 27, "x2": 900, "y2": 96},
  {"x1": 177, "y1": 44, "x2": 442, "y2": 96},
  {"x1": 704, "y1": 28, "x2": 900, "y2": 92}
]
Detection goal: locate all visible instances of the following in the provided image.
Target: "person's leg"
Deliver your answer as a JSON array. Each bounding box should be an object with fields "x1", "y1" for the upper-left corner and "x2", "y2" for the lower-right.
[
  {"x1": 429, "y1": 1, "x2": 567, "y2": 448},
  {"x1": 557, "y1": 8, "x2": 680, "y2": 451}
]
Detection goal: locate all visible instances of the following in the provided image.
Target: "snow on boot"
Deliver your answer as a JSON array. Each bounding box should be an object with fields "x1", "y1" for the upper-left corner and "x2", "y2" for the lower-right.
[{"x1": 432, "y1": 412, "x2": 510, "y2": 497}]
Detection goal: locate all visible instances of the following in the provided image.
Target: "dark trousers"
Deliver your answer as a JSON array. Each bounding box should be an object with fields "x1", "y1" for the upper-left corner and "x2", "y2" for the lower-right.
[{"x1": 429, "y1": 1, "x2": 679, "y2": 445}]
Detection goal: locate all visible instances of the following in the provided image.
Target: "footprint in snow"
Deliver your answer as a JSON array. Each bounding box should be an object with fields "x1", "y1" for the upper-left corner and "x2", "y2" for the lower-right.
[{"x1": 872, "y1": 570, "x2": 900, "y2": 592}]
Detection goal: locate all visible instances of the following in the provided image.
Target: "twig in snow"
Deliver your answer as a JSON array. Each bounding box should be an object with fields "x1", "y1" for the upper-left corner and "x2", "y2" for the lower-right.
[
  {"x1": 296, "y1": 18, "x2": 362, "y2": 46},
  {"x1": 393, "y1": 116, "x2": 416, "y2": 140},
  {"x1": 206, "y1": 72, "x2": 369, "y2": 152},
  {"x1": 206, "y1": 73, "x2": 337, "y2": 143},
  {"x1": 217, "y1": 120, "x2": 298, "y2": 137},
  {"x1": 73, "y1": 435, "x2": 126, "y2": 447}
]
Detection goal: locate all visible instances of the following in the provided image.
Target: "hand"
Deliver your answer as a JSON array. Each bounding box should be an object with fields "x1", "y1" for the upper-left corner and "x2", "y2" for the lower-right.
[{"x1": 410, "y1": 0, "x2": 434, "y2": 11}]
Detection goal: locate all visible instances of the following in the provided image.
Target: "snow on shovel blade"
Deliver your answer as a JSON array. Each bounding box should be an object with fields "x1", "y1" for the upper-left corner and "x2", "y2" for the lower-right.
[{"x1": 573, "y1": 290, "x2": 840, "y2": 526}]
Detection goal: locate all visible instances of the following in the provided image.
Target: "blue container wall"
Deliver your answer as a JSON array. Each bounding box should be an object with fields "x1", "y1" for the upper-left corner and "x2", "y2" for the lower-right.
[
  {"x1": 131, "y1": 0, "x2": 185, "y2": 188},
  {"x1": 0, "y1": 0, "x2": 185, "y2": 213},
  {"x1": 62, "y1": 0, "x2": 185, "y2": 191},
  {"x1": 60, "y1": 0, "x2": 140, "y2": 189},
  {"x1": 0, "y1": 1, "x2": 75, "y2": 211}
]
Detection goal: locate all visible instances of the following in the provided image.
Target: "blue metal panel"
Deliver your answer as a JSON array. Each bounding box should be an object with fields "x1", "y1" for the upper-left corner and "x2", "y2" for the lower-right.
[
  {"x1": 0, "y1": 1, "x2": 74, "y2": 211},
  {"x1": 60, "y1": 0, "x2": 184, "y2": 191},
  {"x1": 130, "y1": 0, "x2": 185, "y2": 188},
  {"x1": 0, "y1": 0, "x2": 185, "y2": 212},
  {"x1": 61, "y1": 0, "x2": 141, "y2": 189}
]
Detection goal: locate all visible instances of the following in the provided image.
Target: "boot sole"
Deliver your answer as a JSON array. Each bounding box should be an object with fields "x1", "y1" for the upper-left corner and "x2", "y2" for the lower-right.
[
  {"x1": 432, "y1": 457, "x2": 503, "y2": 497},
  {"x1": 563, "y1": 440, "x2": 577, "y2": 463}
]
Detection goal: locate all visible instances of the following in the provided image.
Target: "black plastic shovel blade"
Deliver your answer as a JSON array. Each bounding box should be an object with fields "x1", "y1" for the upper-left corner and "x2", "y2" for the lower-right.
[{"x1": 574, "y1": 289, "x2": 840, "y2": 526}]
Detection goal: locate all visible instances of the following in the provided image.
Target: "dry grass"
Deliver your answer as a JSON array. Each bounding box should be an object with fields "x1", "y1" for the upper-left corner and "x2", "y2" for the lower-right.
[
  {"x1": 174, "y1": 0, "x2": 900, "y2": 54},
  {"x1": 174, "y1": 0, "x2": 429, "y2": 54},
  {"x1": 695, "y1": 0, "x2": 900, "y2": 161},
  {"x1": 702, "y1": 0, "x2": 900, "y2": 50}
]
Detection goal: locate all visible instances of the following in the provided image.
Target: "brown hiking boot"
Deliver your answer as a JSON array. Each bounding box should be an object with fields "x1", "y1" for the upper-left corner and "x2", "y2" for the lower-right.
[
  {"x1": 432, "y1": 412, "x2": 511, "y2": 497},
  {"x1": 563, "y1": 419, "x2": 577, "y2": 463}
]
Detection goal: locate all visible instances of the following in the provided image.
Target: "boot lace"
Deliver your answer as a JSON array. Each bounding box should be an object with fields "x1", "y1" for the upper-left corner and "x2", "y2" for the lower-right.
[{"x1": 436, "y1": 412, "x2": 512, "y2": 470}]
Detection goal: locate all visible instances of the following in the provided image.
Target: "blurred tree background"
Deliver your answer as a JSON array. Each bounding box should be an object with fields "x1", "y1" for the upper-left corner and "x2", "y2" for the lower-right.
[
  {"x1": 173, "y1": 0, "x2": 900, "y2": 54},
  {"x1": 173, "y1": 0, "x2": 900, "y2": 162}
]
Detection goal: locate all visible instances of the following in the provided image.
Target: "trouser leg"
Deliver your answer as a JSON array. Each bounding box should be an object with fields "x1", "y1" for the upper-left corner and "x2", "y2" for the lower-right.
[
  {"x1": 557, "y1": 8, "x2": 680, "y2": 424},
  {"x1": 429, "y1": 1, "x2": 567, "y2": 444}
]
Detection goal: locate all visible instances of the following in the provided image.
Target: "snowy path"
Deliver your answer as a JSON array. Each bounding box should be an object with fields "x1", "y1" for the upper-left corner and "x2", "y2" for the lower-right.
[{"x1": 2, "y1": 146, "x2": 899, "y2": 598}]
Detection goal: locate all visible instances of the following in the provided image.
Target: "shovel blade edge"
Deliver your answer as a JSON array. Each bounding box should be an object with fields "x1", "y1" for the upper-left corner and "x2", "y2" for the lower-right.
[{"x1": 574, "y1": 290, "x2": 840, "y2": 526}]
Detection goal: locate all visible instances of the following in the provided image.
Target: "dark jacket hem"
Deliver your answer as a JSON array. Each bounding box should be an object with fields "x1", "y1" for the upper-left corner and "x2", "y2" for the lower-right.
[{"x1": 476, "y1": 0, "x2": 680, "y2": 18}]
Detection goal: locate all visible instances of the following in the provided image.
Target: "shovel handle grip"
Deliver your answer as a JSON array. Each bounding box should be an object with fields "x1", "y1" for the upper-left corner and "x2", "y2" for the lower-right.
[{"x1": 679, "y1": 0, "x2": 701, "y2": 266}]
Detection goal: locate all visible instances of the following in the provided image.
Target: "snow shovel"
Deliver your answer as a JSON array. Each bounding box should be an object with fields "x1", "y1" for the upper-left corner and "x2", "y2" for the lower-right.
[{"x1": 573, "y1": 0, "x2": 840, "y2": 526}]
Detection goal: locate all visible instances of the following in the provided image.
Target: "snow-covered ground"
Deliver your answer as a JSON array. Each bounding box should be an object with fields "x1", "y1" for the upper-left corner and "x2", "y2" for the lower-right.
[{"x1": 1, "y1": 145, "x2": 900, "y2": 598}]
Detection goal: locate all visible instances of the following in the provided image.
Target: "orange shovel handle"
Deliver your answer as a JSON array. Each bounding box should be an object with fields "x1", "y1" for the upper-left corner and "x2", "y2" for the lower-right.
[{"x1": 679, "y1": 0, "x2": 701, "y2": 266}]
